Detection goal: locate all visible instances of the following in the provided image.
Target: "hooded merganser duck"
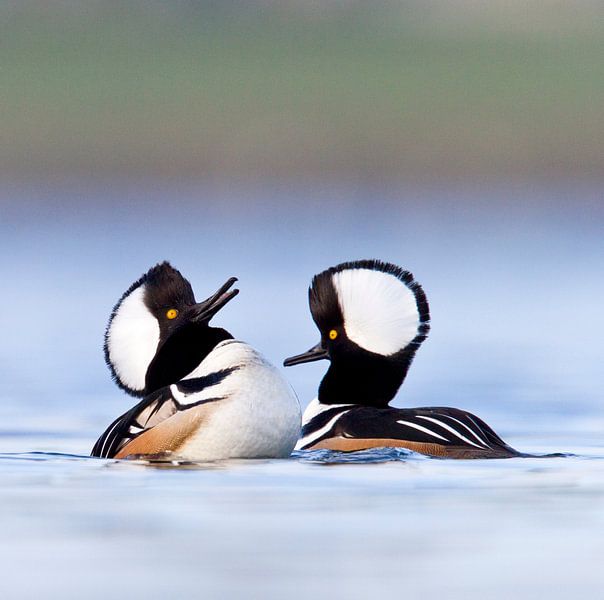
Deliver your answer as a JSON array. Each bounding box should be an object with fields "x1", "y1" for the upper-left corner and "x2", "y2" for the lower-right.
[
  {"x1": 92, "y1": 262, "x2": 300, "y2": 460},
  {"x1": 284, "y1": 260, "x2": 519, "y2": 459}
]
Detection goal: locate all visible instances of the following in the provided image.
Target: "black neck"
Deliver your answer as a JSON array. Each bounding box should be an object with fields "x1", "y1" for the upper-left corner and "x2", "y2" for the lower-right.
[
  {"x1": 318, "y1": 349, "x2": 415, "y2": 407},
  {"x1": 144, "y1": 326, "x2": 233, "y2": 394}
]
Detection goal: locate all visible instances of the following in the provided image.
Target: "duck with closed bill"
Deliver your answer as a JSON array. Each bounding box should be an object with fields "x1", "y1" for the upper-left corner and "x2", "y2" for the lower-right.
[
  {"x1": 284, "y1": 259, "x2": 520, "y2": 459},
  {"x1": 92, "y1": 262, "x2": 301, "y2": 460}
]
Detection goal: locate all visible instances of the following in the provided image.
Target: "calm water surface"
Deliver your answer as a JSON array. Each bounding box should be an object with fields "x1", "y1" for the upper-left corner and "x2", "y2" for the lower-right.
[
  {"x1": 1, "y1": 440, "x2": 603, "y2": 599},
  {"x1": 1, "y1": 181, "x2": 602, "y2": 598}
]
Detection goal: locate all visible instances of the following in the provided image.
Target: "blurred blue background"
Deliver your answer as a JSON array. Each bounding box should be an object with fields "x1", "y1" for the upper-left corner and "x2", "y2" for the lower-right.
[
  {"x1": 1, "y1": 180, "x2": 602, "y2": 445},
  {"x1": 1, "y1": 1, "x2": 602, "y2": 441},
  {"x1": 0, "y1": 3, "x2": 603, "y2": 599}
]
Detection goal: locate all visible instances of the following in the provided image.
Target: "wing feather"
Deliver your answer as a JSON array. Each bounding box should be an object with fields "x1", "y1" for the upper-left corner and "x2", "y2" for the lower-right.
[
  {"x1": 91, "y1": 368, "x2": 236, "y2": 459},
  {"x1": 301, "y1": 405, "x2": 518, "y2": 458}
]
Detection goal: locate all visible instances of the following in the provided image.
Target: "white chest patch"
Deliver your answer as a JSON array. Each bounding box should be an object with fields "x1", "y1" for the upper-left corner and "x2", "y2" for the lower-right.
[
  {"x1": 106, "y1": 285, "x2": 159, "y2": 393},
  {"x1": 332, "y1": 268, "x2": 420, "y2": 356},
  {"x1": 175, "y1": 341, "x2": 302, "y2": 460}
]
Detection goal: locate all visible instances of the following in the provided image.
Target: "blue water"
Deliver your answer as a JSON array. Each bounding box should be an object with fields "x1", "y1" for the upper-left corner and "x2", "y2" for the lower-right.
[
  {"x1": 1, "y1": 446, "x2": 603, "y2": 599},
  {"x1": 1, "y1": 181, "x2": 603, "y2": 598}
]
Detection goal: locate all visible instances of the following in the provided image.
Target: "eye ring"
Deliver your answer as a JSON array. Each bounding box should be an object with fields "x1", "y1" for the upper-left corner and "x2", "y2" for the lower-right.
[
  {"x1": 166, "y1": 308, "x2": 179, "y2": 320},
  {"x1": 329, "y1": 329, "x2": 338, "y2": 340}
]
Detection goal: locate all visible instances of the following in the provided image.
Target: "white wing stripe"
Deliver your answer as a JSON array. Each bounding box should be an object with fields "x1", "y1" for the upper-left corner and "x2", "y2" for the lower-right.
[
  {"x1": 396, "y1": 420, "x2": 450, "y2": 442},
  {"x1": 434, "y1": 413, "x2": 492, "y2": 449},
  {"x1": 100, "y1": 418, "x2": 123, "y2": 457},
  {"x1": 416, "y1": 416, "x2": 485, "y2": 449}
]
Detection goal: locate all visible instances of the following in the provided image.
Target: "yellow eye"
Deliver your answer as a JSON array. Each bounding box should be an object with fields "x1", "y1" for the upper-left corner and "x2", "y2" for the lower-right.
[
  {"x1": 166, "y1": 309, "x2": 178, "y2": 320},
  {"x1": 329, "y1": 329, "x2": 338, "y2": 340}
]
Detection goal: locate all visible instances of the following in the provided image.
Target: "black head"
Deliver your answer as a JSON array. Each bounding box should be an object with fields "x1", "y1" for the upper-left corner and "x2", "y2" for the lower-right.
[
  {"x1": 104, "y1": 261, "x2": 238, "y2": 397},
  {"x1": 284, "y1": 259, "x2": 430, "y2": 406}
]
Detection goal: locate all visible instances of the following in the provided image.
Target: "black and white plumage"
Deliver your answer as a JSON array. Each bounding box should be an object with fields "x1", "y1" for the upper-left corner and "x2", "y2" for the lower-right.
[
  {"x1": 92, "y1": 366, "x2": 236, "y2": 459},
  {"x1": 104, "y1": 261, "x2": 238, "y2": 398},
  {"x1": 284, "y1": 259, "x2": 519, "y2": 459},
  {"x1": 93, "y1": 262, "x2": 300, "y2": 460}
]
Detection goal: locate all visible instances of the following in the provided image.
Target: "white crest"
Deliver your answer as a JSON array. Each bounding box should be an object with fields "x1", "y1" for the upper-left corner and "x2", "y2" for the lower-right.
[
  {"x1": 332, "y1": 268, "x2": 421, "y2": 356},
  {"x1": 106, "y1": 285, "x2": 160, "y2": 393}
]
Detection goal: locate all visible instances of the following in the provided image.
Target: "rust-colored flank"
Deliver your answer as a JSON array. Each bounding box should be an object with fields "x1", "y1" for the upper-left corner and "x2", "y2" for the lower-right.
[
  {"x1": 115, "y1": 405, "x2": 211, "y2": 459},
  {"x1": 308, "y1": 436, "x2": 512, "y2": 459}
]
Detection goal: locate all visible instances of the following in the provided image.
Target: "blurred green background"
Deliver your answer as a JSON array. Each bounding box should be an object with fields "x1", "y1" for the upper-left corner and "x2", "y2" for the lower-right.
[{"x1": 2, "y1": 0, "x2": 603, "y2": 182}]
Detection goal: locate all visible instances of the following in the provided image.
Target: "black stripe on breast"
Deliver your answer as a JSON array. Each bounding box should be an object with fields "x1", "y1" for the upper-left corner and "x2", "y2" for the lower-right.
[
  {"x1": 300, "y1": 405, "x2": 351, "y2": 448},
  {"x1": 172, "y1": 396, "x2": 224, "y2": 411},
  {"x1": 176, "y1": 366, "x2": 240, "y2": 395},
  {"x1": 304, "y1": 405, "x2": 351, "y2": 430}
]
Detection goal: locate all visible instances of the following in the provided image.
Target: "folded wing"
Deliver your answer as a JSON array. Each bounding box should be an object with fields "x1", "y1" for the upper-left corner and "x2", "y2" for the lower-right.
[
  {"x1": 300, "y1": 405, "x2": 519, "y2": 459},
  {"x1": 91, "y1": 367, "x2": 237, "y2": 458}
]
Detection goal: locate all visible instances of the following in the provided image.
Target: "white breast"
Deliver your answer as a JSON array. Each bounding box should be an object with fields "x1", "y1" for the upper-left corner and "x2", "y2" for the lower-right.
[{"x1": 175, "y1": 340, "x2": 301, "y2": 460}]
